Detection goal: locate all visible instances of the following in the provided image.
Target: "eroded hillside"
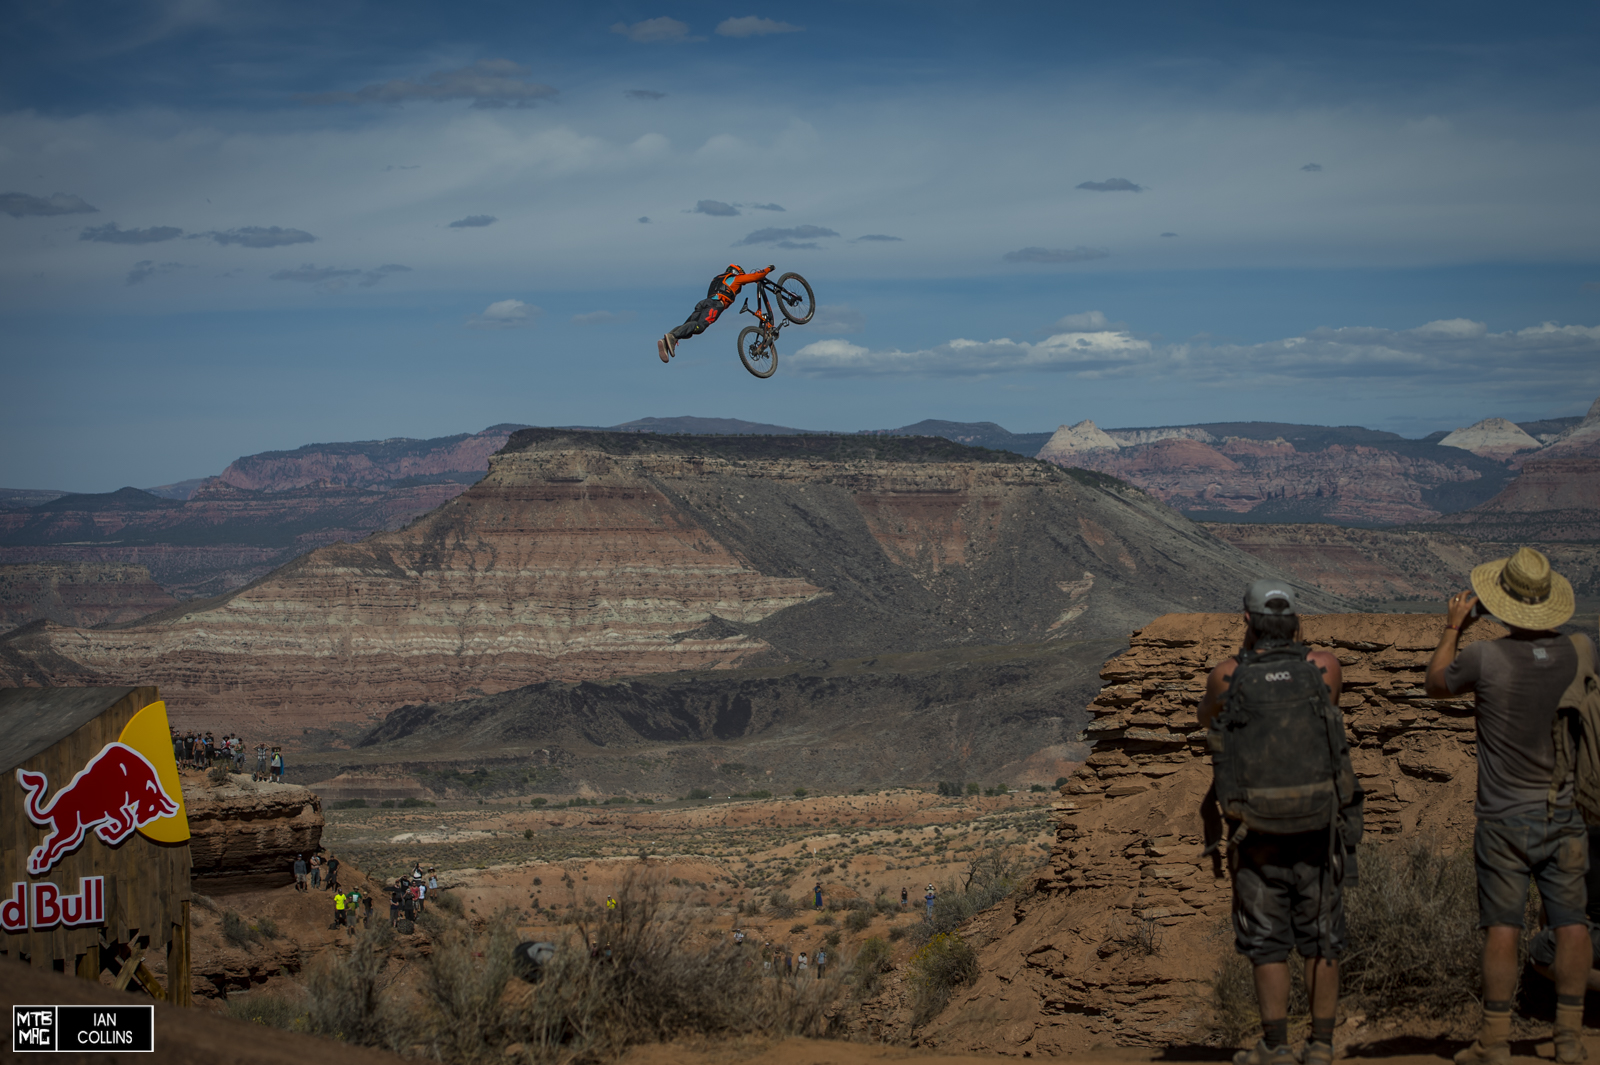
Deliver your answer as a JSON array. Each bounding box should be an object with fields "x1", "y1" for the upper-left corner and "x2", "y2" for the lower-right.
[{"x1": 0, "y1": 431, "x2": 1343, "y2": 732}]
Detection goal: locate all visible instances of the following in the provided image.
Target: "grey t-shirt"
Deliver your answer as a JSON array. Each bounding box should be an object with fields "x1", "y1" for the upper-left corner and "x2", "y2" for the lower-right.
[{"x1": 1445, "y1": 632, "x2": 1593, "y2": 820}]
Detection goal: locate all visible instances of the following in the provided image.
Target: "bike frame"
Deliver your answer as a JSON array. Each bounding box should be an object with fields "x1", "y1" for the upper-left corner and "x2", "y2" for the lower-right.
[{"x1": 738, "y1": 276, "x2": 806, "y2": 340}]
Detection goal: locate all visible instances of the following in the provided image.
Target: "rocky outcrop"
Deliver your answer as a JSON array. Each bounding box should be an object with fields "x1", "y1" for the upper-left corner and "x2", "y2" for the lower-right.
[
  {"x1": 1038, "y1": 435, "x2": 1510, "y2": 525},
  {"x1": 1037, "y1": 421, "x2": 1126, "y2": 458},
  {"x1": 917, "y1": 613, "x2": 1489, "y2": 1055},
  {"x1": 0, "y1": 427, "x2": 521, "y2": 599},
  {"x1": 1438, "y1": 417, "x2": 1541, "y2": 460},
  {"x1": 0, "y1": 431, "x2": 1346, "y2": 732},
  {"x1": 0, "y1": 561, "x2": 176, "y2": 632},
  {"x1": 0, "y1": 481, "x2": 476, "y2": 598},
  {"x1": 186, "y1": 777, "x2": 325, "y2": 893},
  {"x1": 1431, "y1": 457, "x2": 1600, "y2": 542},
  {"x1": 211, "y1": 424, "x2": 521, "y2": 492}
]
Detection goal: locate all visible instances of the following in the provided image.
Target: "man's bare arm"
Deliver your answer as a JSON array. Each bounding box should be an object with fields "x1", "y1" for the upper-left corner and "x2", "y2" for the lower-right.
[
  {"x1": 1424, "y1": 590, "x2": 1478, "y2": 699},
  {"x1": 1198, "y1": 659, "x2": 1235, "y2": 730},
  {"x1": 1309, "y1": 649, "x2": 1343, "y2": 704}
]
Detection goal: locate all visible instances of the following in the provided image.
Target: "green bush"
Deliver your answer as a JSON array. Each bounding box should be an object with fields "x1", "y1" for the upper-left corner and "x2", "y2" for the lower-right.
[
  {"x1": 331, "y1": 798, "x2": 368, "y2": 810},
  {"x1": 792, "y1": 787, "x2": 807, "y2": 798},
  {"x1": 524, "y1": 829, "x2": 534, "y2": 840},
  {"x1": 908, "y1": 933, "x2": 978, "y2": 1024},
  {"x1": 851, "y1": 937, "x2": 893, "y2": 996},
  {"x1": 1210, "y1": 839, "x2": 1483, "y2": 1044},
  {"x1": 964, "y1": 782, "x2": 980, "y2": 796},
  {"x1": 766, "y1": 892, "x2": 797, "y2": 918},
  {"x1": 207, "y1": 765, "x2": 232, "y2": 785},
  {"x1": 604, "y1": 796, "x2": 633, "y2": 805},
  {"x1": 936, "y1": 781, "x2": 964, "y2": 797},
  {"x1": 221, "y1": 911, "x2": 259, "y2": 948},
  {"x1": 306, "y1": 923, "x2": 401, "y2": 1049},
  {"x1": 1053, "y1": 776, "x2": 1069, "y2": 788},
  {"x1": 844, "y1": 909, "x2": 871, "y2": 932},
  {"x1": 529, "y1": 796, "x2": 548, "y2": 808},
  {"x1": 686, "y1": 788, "x2": 712, "y2": 801},
  {"x1": 434, "y1": 890, "x2": 464, "y2": 917},
  {"x1": 256, "y1": 917, "x2": 280, "y2": 940},
  {"x1": 1029, "y1": 783, "x2": 1047, "y2": 792},
  {"x1": 223, "y1": 989, "x2": 306, "y2": 1030},
  {"x1": 379, "y1": 799, "x2": 395, "y2": 809},
  {"x1": 636, "y1": 797, "x2": 654, "y2": 804},
  {"x1": 887, "y1": 924, "x2": 909, "y2": 943},
  {"x1": 398, "y1": 797, "x2": 434, "y2": 808},
  {"x1": 748, "y1": 789, "x2": 772, "y2": 799}
]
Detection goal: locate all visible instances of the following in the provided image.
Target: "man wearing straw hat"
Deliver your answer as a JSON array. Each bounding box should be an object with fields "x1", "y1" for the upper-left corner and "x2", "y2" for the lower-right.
[{"x1": 1426, "y1": 547, "x2": 1597, "y2": 1065}]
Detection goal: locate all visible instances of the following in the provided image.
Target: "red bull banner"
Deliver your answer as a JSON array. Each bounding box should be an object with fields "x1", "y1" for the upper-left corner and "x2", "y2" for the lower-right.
[{"x1": 7, "y1": 699, "x2": 186, "y2": 932}]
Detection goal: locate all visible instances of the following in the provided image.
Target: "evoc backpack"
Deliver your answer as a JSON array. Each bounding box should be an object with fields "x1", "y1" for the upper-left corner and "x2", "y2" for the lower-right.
[{"x1": 1208, "y1": 642, "x2": 1357, "y2": 835}]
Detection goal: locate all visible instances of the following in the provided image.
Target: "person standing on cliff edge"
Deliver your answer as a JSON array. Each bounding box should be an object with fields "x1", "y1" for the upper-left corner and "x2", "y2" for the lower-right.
[
  {"x1": 1425, "y1": 548, "x2": 1596, "y2": 1065},
  {"x1": 1199, "y1": 580, "x2": 1355, "y2": 1065}
]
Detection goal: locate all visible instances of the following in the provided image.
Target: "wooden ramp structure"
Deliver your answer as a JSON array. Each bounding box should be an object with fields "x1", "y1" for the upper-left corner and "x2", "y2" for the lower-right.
[{"x1": 0, "y1": 686, "x2": 191, "y2": 1004}]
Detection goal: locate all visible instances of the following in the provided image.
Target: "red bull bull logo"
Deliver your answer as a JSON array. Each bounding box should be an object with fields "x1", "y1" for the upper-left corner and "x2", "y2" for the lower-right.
[
  {"x1": 16, "y1": 742, "x2": 180, "y2": 876},
  {"x1": 0, "y1": 877, "x2": 105, "y2": 932}
]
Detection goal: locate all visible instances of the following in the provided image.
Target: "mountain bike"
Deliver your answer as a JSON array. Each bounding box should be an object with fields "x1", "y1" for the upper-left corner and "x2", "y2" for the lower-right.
[{"x1": 736, "y1": 271, "x2": 815, "y2": 379}]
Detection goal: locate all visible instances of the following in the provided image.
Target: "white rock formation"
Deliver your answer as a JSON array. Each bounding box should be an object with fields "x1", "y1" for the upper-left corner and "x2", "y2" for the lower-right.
[
  {"x1": 1438, "y1": 417, "x2": 1541, "y2": 459},
  {"x1": 1036, "y1": 420, "x2": 1124, "y2": 461}
]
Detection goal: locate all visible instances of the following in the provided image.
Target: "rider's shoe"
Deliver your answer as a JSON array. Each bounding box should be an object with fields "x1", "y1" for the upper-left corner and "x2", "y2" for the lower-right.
[{"x1": 658, "y1": 336, "x2": 671, "y2": 363}]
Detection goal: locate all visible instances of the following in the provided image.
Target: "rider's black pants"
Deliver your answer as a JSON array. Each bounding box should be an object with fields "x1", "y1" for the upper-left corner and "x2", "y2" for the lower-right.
[{"x1": 669, "y1": 298, "x2": 725, "y2": 341}]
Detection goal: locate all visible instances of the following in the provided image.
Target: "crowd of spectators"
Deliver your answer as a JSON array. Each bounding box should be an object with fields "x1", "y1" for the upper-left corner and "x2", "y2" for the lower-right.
[{"x1": 170, "y1": 730, "x2": 287, "y2": 782}]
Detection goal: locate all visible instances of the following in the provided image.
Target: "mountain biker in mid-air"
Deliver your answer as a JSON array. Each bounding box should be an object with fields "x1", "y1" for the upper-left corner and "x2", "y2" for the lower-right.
[{"x1": 659, "y1": 263, "x2": 774, "y2": 363}]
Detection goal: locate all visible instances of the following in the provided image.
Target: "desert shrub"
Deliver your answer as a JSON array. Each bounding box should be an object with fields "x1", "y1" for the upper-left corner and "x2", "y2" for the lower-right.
[
  {"x1": 529, "y1": 797, "x2": 548, "y2": 808},
  {"x1": 1030, "y1": 783, "x2": 1048, "y2": 792},
  {"x1": 824, "y1": 930, "x2": 841, "y2": 949},
  {"x1": 816, "y1": 914, "x2": 836, "y2": 926},
  {"x1": 379, "y1": 799, "x2": 395, "y2": 808},
  {"x1": 223, "y1": 988, "x2": 307, "y2": 1030},
  {"x1": 398, "y1": 797, "x2": 434, "y2": 808},
  {"x1": 964, "y1": 782, "x2": 980, "y2": 795},
  {"x1": 874, "y1": 894, "x2": 898, "y2": 915},
  {"x1": 908, "y1": 933, "x2": 978, "y2": 1025},
  {"x1": 851, "y1": 936, "x2": 893, "y2": 996},
  {"x1": 331, "y1": 798, "x2": 368, "y2": 810},
  {"x1": 888, "y1": 924, "x2": 909, "y2": 943},
  {"x1": 434, "y1": 890, "x2": 464, "y2": 917},
  {"x1": 221, "y1": 911, "x2": 259, "y2": 948},
  {"x1": 524, "y1": 829, "x2": 534, "y2": 840},
  {"x1": 936, "y1": 781, "x2": 963, "y2": 797},
  {"x1": 767, "y1": 892, "x2": 797, "y2": 918},
  {"x1": 256, "y1": 917, "x2": 280, "y2": 940},
  {"x1": 748, "y1": 789, "x2": 772, "y2": 799},
  {"x1": 604, "y1": 796, "x2": 633, "y2": 805},
  {"x1": 983, "y1": 784, "x2": 1009, "y2": 796},
  {"x1": 207, "y1": 765, "x2": 231, "y2": 785},
  {"x1": 1210, "y1": 839, "x2": 1482, "y2": 1044},
  {"x1": 506, "y1": 880, "x2": 835, "y2": 1061},
  {"x1": 686, "y1": 787, "x2": 712, "y2": 800},
  {"x1": 790, "y1": 923, "x2": 810, "y2": 934},
  {"x1": 305, "y1": 923, "x2": 402, "y2": 1049},
  {"x1": 416, "y1": 916, "x2": 518, "y2": 1062},
  {"x1": 845, "y1": 908, "x2": 872, "y2": 932},
  {"x1": 793, "y1": 787, "x2": 807, "y2": 797}
]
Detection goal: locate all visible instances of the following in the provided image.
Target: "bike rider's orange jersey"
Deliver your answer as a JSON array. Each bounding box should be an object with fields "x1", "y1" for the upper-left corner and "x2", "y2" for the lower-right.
[{"x1": 707, "y1": 264, "x2": 773, "y2": 307}]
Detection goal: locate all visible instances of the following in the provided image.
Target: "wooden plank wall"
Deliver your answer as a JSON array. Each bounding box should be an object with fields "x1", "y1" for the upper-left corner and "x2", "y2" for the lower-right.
[{"x1": 0, "y1": 687, "x2": 192, "y2": 973}]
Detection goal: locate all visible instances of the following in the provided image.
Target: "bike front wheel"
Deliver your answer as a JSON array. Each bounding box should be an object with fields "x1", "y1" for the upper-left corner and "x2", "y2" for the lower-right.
[
  {"x1": 775, "y1": 272, "x2": 815, "y2": 325},
  {"x1": 738, "y1": 326, "x2": 779, "y2": 379}
]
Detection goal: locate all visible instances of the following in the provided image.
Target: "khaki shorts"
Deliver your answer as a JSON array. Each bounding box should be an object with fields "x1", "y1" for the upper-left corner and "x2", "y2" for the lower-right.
[{"x1": 1474, "y1": 808, "x2": 1587, "y2": 929}]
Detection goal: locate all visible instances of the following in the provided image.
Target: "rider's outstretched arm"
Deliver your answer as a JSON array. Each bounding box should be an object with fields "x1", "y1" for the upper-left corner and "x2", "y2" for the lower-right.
[{"x1": 729, "y1": 265, "x2": 775, "y2": 286}]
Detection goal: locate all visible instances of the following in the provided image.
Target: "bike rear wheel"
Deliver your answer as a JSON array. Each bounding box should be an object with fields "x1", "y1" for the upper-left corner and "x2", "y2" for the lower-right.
[
  {"x1": 738, "y1": 326, "x2": 779, "y2": 379},
  {"x1": 775, "y1": 272, "x2": 815, "y2": 325}
]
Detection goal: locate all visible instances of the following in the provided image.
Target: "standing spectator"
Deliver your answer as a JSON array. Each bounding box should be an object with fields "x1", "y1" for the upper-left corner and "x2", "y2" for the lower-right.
[
  {"x1": 309, "y1": 853, "x2": 322, "y2": 890},
  {"x1": 900, "y1": 886, "x2": 908, "y2": 909},
  {"x1": 401, "y1": 883, "x2": 416, "y2": 927},
  {"x1": 333, "y1": 889, "x2": 347, "y2": 930},
  {"x1": 784, "y1": 949, "x2": 793, "y2": 976},
  {"x1": 1425, "y1": 549, "x2": 1596, "y2": 1065},
  {"x1": 797, "y1": 951, "x2": 809, "y2": 975},
  {"x1": 253, "y1": 743, "x2": 268, "y2": 781},
  {"x1": 345, "y1": 889, "x2": 361, "y2": 935},
  {"x1": 293, "y1": 854, "x2": 308, "y2": 892},
  {"x1": 232, "y1": 737, "x2": 245, "y2": 772},
  {"x1": 734, "y1": 928, "x2": 745, "y2": 947},
  {"x1": 325, "y1": 854, "x2": 340, "y2": 892},
  {"x1": 389, "y1": 880, "x2": 405, "y2": 928},
  {"x1": 408, "y1": 879, "x2": 421, "y2": 915},
  {"x1": 1198, "y1": 579, "x2": 1354, "y2": 1065},
  {"x1": 361, "y1": 889, "x2": 374, "y2": 928},
  {"x1": 924, "y1": 884, "x2": 936, "y2": 921},
  {"x1": 428, "y1": 869, "x2": 438, "y2": 891},
  {"x1": 814, "y1": 882, "x2": 823, "y2": 911},
  {"x1": 815, "y1": 947, "x2": 826, "y2": 977},
  {"x1": 269, "y1": 748, "x2": 282, "y2": 783},
  {"x1": 416, "y1": 878, "x2": 427, "y2": 915}
]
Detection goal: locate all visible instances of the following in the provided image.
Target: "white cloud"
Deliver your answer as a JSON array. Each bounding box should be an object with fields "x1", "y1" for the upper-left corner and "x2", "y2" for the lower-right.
[
  {"x1": 571, "y1": 310, "x2": 636, "y2": 325},
  {"x1": 1002, "y1": 246, "x2": 1109, "y2": 264},
  {"x1": 469, "y1": 298, "x2": 540, "y2": 329},
  {"x1": 611, "y1": 17, "x2": 694, "y2": 43},
  {"x1": 786, "y1": 317, "x2": 1600, "y2": 390},
  {"x1": 297, "y1": 59, "x2": 558, "y2": 109},
  {"x1": 715, "y1": 16, "x2": 803, "y2": 37}
]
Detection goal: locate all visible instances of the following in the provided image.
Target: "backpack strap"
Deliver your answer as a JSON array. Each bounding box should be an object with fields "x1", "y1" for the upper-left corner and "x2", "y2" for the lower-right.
[{"x1": 1549, "y1": 636, "x2": 1599, "y2": 818}]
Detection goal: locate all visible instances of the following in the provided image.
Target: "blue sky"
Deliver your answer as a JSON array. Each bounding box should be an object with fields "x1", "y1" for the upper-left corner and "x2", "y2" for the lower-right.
[{"x1": 3, "y1": 0, "x2": 1599, "y2": 491}]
